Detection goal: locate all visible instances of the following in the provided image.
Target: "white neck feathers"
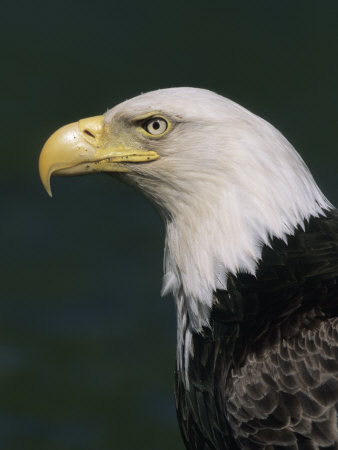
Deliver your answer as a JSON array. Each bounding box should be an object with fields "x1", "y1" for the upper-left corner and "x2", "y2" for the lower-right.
[
  {"x1": 159, "y1": 116, "x2": 331, "y2": 331},
  {"x1": 117, "y1": 89, "x2": 332, "y2": 331}
]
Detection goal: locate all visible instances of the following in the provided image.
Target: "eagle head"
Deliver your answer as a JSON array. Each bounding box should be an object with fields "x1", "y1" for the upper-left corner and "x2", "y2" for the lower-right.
[{"x1": 39, "y1": 88, "x2": 331, "y2": 330}]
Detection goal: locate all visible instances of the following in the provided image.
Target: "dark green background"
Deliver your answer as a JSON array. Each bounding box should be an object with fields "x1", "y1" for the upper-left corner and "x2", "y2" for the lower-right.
[{"x1": 2, "y1": 1, "x2": 337, "y2": 449}]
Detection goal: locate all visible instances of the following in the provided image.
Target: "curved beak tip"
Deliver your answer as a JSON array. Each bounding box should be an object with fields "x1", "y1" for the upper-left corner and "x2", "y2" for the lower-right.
[
  {"x1": 46, "y1": 184, "x2": 53, "y2": 198},
  {"x1": 38, "y1": 117, "x2": 104, "y2": 197},
  {"x1": 39, "y1": 154, "x2": 53, "y2": 197},
  {"x1": 40, "y1": 173, "x2": 53, "y2": 197}
]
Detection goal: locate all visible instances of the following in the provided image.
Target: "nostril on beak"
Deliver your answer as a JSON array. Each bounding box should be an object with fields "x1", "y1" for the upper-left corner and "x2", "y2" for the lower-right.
[
  {"x1": 78, "y1": 116, "x2": 104, "y2": 145},
  {"x1": 84, "y1": 129, "x2": 95, "y2": 139}
]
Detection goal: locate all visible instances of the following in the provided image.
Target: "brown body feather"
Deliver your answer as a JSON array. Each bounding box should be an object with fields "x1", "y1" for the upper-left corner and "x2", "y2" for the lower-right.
[{"x1": 176, "y1": 210, "x2": 338, "y2": 449}]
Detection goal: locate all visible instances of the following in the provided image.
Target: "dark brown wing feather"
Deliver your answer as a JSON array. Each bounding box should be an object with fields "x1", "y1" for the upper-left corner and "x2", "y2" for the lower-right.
[
  {"x1": 227, "y1": 318, "x2": 338, "y2": 449},
  {"x1": 176, "y1": 210, "x2": 338, "y2": 449}
]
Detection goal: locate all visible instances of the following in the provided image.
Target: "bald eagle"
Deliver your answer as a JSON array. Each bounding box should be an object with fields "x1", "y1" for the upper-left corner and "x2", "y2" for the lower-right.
[{"x1": 39, "y1": 88, "x2": 338, "y2": 449}]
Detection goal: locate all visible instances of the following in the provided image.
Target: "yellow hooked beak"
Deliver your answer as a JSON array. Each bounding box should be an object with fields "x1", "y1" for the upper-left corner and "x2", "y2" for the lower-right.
[{"x1": 39, "y1": 115, "x2": 159, "y2": 196}]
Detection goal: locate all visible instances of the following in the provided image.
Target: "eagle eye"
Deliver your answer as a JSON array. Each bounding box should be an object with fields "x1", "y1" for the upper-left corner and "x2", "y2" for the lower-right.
[{"x1": 143, "y1": 117, "x2": 168, "y2": 136}]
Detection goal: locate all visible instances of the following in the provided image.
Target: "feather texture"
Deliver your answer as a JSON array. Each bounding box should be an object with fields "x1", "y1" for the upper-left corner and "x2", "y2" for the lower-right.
[
  {"x1": 107, "y1": 88, "x2": 331, "y2": 330},
  {"x1": 176, "y1": 210, "x2": 338, "y2": 449},
  {"x1": 102, "y1": 88, "x2": 338, "y2": 448}
]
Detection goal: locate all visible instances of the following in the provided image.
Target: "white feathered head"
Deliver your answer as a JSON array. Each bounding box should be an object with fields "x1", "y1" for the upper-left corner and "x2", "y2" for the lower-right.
[{"x1": 39, "y1": 87, "x2": 331, "y2": 329}]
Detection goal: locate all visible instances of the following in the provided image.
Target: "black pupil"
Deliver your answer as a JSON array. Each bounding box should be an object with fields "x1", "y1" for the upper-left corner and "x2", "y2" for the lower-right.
[{"x1": 152, "y1": 120, "x2": 160, "y2": 130}]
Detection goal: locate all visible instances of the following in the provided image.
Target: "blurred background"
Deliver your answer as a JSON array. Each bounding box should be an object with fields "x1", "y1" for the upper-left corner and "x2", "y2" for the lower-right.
[{"x1": 1, "y1": 1, "x2": 338, "y2": 449}]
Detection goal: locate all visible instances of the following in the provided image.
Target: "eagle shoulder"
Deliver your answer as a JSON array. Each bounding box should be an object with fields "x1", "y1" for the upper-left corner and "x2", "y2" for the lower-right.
[{"x1": 176, "y1": 210, "x2": 338, "y2": 449}]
